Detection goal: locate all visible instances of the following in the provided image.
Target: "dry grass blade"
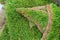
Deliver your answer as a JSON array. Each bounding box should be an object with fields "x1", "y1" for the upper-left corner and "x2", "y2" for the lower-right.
[{"x1": 41, "y1": 5, "x2": 52, "y2": 40}]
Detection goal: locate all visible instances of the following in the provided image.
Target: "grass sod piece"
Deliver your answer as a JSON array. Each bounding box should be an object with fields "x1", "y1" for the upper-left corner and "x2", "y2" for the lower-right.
[
  {"x1": 5, "y1": 7, "x2": 48, "y2": 40},
  {"x1": 16, "y1": 8, "x2": 48, "y2": 31},
  {"x1": 1, "y1": 0, "x2": 52, "y2": 40}
]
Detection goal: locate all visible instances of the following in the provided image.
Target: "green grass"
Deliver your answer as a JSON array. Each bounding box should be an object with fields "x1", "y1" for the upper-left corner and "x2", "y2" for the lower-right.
[
  {"x1": 0, "y1": 24, "x2": 10, "y2": 40},
  {"x1": 16, "y1": 8, "x2": 48, "y2": 29},
  {"x1": 1, "y1": 0, "x2": 51, "y2": 40},
  {"x1": 0, "y1": 0, "x2": 2, "y2": 2},
  {"x1": 0, "y1": 0, "x2": 60, "y2": 40},
  {"x1": 0, "y1": 0, "x2": 4, "y2": 3},
  {"x1": 46, "y1": 4, "x2": 60, "y2": 40}
]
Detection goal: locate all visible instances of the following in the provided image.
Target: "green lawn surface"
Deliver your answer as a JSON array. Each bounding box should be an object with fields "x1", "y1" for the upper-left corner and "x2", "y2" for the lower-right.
[{"x1": 0, "y1": 0, "x2": 60, "y2": 40}]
